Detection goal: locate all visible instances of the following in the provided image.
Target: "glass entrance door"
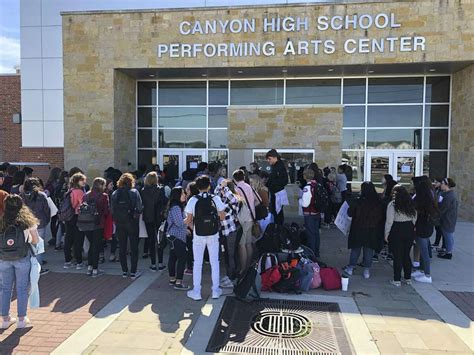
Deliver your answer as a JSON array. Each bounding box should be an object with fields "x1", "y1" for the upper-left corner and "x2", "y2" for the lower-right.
[
  {"x1": 366, "y1": 151, "x2": 422, "y2": 191},
  {"x1": 158, "y1": 150, "x2": 206, "y2": 185}
]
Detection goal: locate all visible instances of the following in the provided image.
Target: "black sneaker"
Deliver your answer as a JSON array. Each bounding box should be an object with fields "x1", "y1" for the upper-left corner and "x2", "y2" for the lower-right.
[
  {"x1": 150, "y1": 266, "x2": 157, "y2": 272},
  {"x1": 438, "y1": 253, "x2": 452, "y2": 260},
  {"x1": 40, "y1": 269, "x2": 50, "y2": 276},
  {"x1": 86, "y1": 269, "x2": 93, "y2": 276},
  {"x1": 158, "y1": 265, "x2": 166, "y2": 271},
  {"x1": 174, "y1": 283, "x2": 190, "y2": 291},
  {"x1": 169, "y1": 280, "x2": 176, "y2": 286},
  {"x1": 131, "y1": 271, "x2": 142, "y2": 280},
  {"x1": 142, "y1": 253, "x2": 149, "y2": 259},
  {"x1": 122, "y1": 272, "x2": 128, "y2": 278}
]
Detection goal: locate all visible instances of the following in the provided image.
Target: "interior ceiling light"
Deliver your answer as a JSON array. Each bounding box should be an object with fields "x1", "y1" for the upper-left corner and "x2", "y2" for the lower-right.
[
  {"x1": 428, "y1": 68, "x2": 436, "y2": 72},
  {"x1": 149, "y1": 74, "x2": 155, "y2": 77},
  {"x1": 282, "y1": 69, "x2": 288, "y2": 73},
  {"x1": 368, "y1": 70, "x2": 375, "y2": 73},
  {"x1": 237, "y1": 70, "x2": 244, "y2": 74},
  {"x1": 327, "y1": 68, "x2": 334, "y2": 72}
]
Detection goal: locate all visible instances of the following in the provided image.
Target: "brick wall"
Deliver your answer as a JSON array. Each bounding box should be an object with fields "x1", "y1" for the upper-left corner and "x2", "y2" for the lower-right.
[{"x1": 0, "y1": 74, "x2": 64, "y2": 181}]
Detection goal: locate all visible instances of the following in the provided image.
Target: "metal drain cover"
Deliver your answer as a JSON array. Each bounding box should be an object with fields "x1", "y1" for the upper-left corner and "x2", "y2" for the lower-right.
[{"x1": 206, "y1": 297, "x2": 353, "y2": 354}]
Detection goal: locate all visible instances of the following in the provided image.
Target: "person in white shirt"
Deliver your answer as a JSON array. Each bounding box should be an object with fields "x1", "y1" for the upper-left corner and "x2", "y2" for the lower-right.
[{"x1": 185, "y1": 176, "x2": 225, "y2": 301}]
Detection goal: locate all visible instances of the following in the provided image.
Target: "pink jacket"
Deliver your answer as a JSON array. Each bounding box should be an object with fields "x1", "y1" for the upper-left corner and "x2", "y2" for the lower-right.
[{"x1": 70, "y1": 188, "x2": 85, "y2": 214}]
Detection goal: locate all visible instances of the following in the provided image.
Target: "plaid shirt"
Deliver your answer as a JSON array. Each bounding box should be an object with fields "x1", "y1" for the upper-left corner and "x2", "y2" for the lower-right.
[{"x1": 215, "y1": 185, "x2": 241, "y2": 237}]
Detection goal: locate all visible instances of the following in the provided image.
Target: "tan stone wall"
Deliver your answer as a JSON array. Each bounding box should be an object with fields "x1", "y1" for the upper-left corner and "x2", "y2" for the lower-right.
[
  {"x1": 228, "y1": 106, "x2": 342, "y2": 167},
  {"x1": 450, "y1": 64, "x2": 474, "y2": 221}
]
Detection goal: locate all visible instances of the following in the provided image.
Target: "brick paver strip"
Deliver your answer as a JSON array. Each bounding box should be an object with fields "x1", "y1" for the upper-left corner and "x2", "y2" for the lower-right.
[
  {"x1": 0, "y1": 272, "x2": 131, "y2": 354},
  {"x1": 441, "y1": 291, "x2": 474, "y2": 321}
]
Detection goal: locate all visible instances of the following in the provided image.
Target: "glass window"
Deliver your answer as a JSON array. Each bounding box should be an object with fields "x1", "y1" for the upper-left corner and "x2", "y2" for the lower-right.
[
  {"x1": 137, "y1": 82, "x2": 156, "y2": 106},
  {"x1": 367, "y1": 105, "x2": 422, "y2": 127},
  {"x1": 426, "y1": 77, "x2": 450, "y2": 103},
  {"x1": 343, "y1": 78, "x2": 366, "y2": 104},
  {"x1": 342, "y1": 151, "x2": 364, "y2": 181},
  {"x1": 158, "y1": 107, "x2": 206, "y2": 128},
  {"x1": 343, "y1": 106, "x2": 365, "y2": 127},
  {"x1": 138, "y1": 129, "x2": 157, "y2": 148},
  {"x1": 368, "y1": 77, "x2": 423, "y2": 103},
  {"x1": 230, "y1": 80, "x2": 283, "y2": 105},
  {"x1": 208, "y1": 150, "x2": 228, "y2": 171},
  {"x1": 158, "y1": 129, "x2": 206, "y2": 148},
  {"x1": 285, "y1": 79, "x2": 341, "y2": 104},
  {"x1": 158, "y1": 81, "x2": 206, "y2": 105},
  {"x1": 423, "y1": 152, "x2": 448, "y2": 179},
  {"x1": 137, "y1": 107, "x2": 156, "y2": 128},
  {"x1": 209, "y1": 107, "x2": 228, "y2": 128},
  {"x1": 367, "y1": 129, "x2": 422, "y2": 149},
  {"x1": 209, "y1": 81, "x2": 228, "y2": 105},
  {"x1": 342, "y1": 129, "x2": 365, "y2": 149},
  {"x1": 425, "y1": 105, "x2": 449, "y2": 127},
  {"x1": 208, "y1": 129, "x2": 227, "y2": 148},
  {"x1": 138, "y1": 150, "x2": 157, "y2": 169},
  {"x1": 424, "y1": 129, "x2": 448, "y2": 149}
]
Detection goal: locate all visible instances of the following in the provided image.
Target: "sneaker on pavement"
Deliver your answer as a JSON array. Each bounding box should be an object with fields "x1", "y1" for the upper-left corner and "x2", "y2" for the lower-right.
[
  {"x1": 411, "y1": 270, "x2": 424, "y2": 278},
  {"x1": 0, "y1": 317, "x2": 17, "y2": 329},
  {"x1": 92, "y1": 270, "x2": 104, "y2": 278},
  {"x1": 438, "y1": 253, "x2": 452, "y2": 260},
  {"x1": 75, "y1": 263, "x2": 85, "y2": 270},
  {"x1": 363, "y1": 269, "x2": 370, "y2": 279},
  {"x1": 109, "y1": 255, "x2": 116, "y2": 262},
  {"x1": 390, "y1": 280, "x2": 402, "y2": 287},
  {"x1": 150, "y1": 265, "x2": 157, "y2": 272},
  {"x1": 184, "y1": 268, "x2": 193, "y2": 276},
  {"x1": 212, "y1": 288, "x2": 223, "y2": 299},
  {"x1": 174, "y1": 283, "x2": 190, "y2": 291},
  {"x1": 220, "y1": 279, "x2": 234, "y2": 288},
  {"x1": 17, "y1": 317, "x2": 32, "y2": 329},
  {"x1": 40, "y1": 268, "x2": 50, "y2": 276},
  {"x1": 130, "y1": 271, "x2": 143, "y2": 280},
  {"x1": 158, "y1": 265, "x2": 166, "y2": 271},
  {"x1": 343, "y1": 266, "x2": 353, "y2": 276},
  {"x1": 63, "y1": 262, "x2": 75, "y2": 269},
  {"x1": 372, "y1": 255, "x2": 379, "y2": 263},
  {"x1": 402, "y1": 278, "x2": 412, "y2": 285},
  {"x1": 86, "y1": 269, "x2": 93, "y2": 276},
  {"x1": 187, "y1": 289, "x2": 202, "y2": 301},
  {"x1": 415, "y1": 275, "x2": 432, "y2": 283},
  {"x1": 122, "y1": 272, "x2": 128, "y2": 278}
]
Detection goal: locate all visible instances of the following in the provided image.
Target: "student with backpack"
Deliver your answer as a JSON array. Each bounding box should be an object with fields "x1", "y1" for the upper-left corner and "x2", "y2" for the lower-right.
[
  {"x1": 111, "y1": 173, "x2": 143, "y2": 279},
  {"x1": 62, "y1": 173, "x2": 87, "y2": 270},
  {"x1": 299, "y1": 168, "x2": 322, "y2": 258},
  {"x1": 0, "y1": 194, "x2": 40, "y2": 329},
  {"x1": 79, "y1": 177, "x2": 109, "y2": 277},
  {"x1": 184, "y1": 175, "x2": 226, "y2": 301},
  {"x1": 265, "y1": 149, "x2": 289, "y2": 225},
  {"x1": 140, "y1": 172, "x2": 168, "y2": 272}
]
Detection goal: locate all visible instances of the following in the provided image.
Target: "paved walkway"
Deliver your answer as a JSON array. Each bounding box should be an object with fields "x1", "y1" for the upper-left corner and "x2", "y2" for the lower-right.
[{"x1": 0, "y1": 221, "x2": 472, "y2": 354}]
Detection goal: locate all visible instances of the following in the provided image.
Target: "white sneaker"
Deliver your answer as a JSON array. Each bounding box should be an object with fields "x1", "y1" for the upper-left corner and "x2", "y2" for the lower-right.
[
  {"x1": 212, "y1": 288, "x2": 223, "y2": 299},
  {"x1": 1, "y1": 317, "x2": 17, "y2": 329},
  {"x1": 17, "y1": 317, "x2": 31, "y2": 329},
  {"x1": 363, "y1": 269, "x2": 370, "y2": 279},
  {"x1": 220, "y1": 279, "x2": 234, "y2": 288},
  {"x1": 187, "y1": 289, "x2": 202, "y2": 301},
  {"x1": 411, "y1": 270, "x2": 424, "y2": 278},
  {"x1": 390, "y1": 280, "x2": 401, "y2": 287},
  {"x1": 343, "y1": 266, "x2": 353, "y2": 276},
  {"x1": 415, "y1": 275, "x2": 432, "y2": 283},
  {"x1": 412, "y1": 261, "x2": 420, "y2": 268}
]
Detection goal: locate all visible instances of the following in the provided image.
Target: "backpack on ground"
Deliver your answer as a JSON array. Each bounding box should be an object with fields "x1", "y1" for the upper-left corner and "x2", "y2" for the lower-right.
[
  {"x1": 310, "y1": 262, "x2": 322, "y2": 289},
  {"x1": 320, "y1": 267, "x2": 342, "y2": 290},
  {"x1": 280, "y1": 223, "x2": 301, "y2": 251},
  {"x1": 272, "y1": 262, "x2": 302, "y2": 294},
  {"x1": 112, "y1": 189, "x2": 133, "y2": 222},
  {"x1": 234, "y1": 263, "x2": 261, "y2": 301},
  {"x1": 0, "y1": 225, "x2": 29, "y2": 261},
  {"x1": 312, "y1": 182, "x2": 330, "y2": 213},
  {"x1": 77, "y1": 194, "x2": 99, "y2": 232},
  {"x1": 57, "y1": 190, "x2": 75, "y2": 223},
  {"x1": 297, "y1": 261, "x2": 315, "y2": 292},
  {"x1": 256, "y1": 223, "x2": 284, "y2": 253},
  {"x1": 194, "y1": 194, "x2": 219, "y2": 236}
]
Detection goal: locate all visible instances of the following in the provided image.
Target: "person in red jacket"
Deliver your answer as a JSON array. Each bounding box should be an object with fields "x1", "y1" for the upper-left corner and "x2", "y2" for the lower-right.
[{"x1": 299, "y1": 168, "x2": 321, "y2": 257}]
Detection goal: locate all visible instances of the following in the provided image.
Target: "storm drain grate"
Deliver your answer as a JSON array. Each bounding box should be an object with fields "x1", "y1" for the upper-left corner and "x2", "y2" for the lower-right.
[{"x1": 206, "y1": 297, "x2": 354, "y2": 354}]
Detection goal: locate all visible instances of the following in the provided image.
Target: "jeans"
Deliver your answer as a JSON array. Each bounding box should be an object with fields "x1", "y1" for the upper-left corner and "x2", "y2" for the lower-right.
[
  {"x1": 85, "y1": 229, "x2": 103, "y2": 270},
  {"x1": 222, "y1": 231, "x2": 238, "y2": 280},
  {"x1": 304, "y1": 214, "x2": 321, "y2": 257},
  {"x1": 192, "y1": 234, "x2": 220, "y2": 293},
  {"x1": 434, "y1": 226, "x2": 444, "y2": 247},
  {"x1": 442, "y1": 230, "x2": 455, "y2": 253},
  {"x1": 416, "y1": 237, "x2": 431, "y2": 275},
  {"x1": 145, "y1": 222, "x2": 164, "y2": 265},
  {"x1": 0, "y1": 257, "x2": 31, "y2": 318},
  {"x1": 116, "y1": 221, "x2": 139, "y2": 273},
  {"x1": 36, "y1": 228, "x2": 46, "y2": 265},
  {"x1": 349, "y1": 247, "x2": 374, "y2": 269},
  {"x1": 64, "y1": 215, "x2": 85, "y2": 264},
  {"x1": 168, "y1": 238, "x2": 187, "y2": 280}
]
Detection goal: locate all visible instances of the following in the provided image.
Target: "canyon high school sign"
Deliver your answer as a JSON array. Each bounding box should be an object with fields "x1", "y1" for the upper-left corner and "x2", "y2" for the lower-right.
[{"x1": 157, "y1": 13, "x2": 427, "y2": 58}]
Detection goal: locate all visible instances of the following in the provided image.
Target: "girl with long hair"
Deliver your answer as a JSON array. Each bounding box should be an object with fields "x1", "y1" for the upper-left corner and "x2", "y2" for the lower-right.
[
  {"x1": 0, "y1": 195, "x2": 39, "y2": 329},
  {"x1": 385, "y1": 185, "x2": 417, "y2": 287}
]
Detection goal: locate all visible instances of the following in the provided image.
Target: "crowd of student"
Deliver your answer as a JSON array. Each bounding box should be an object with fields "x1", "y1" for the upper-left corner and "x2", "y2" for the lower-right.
[{"x1": 0, "y1": 149, "x2": 459, "y2": 329}]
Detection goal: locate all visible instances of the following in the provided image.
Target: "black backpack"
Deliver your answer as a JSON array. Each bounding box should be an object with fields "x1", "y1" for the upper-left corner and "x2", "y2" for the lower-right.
[
  {"x1": 234, "y1": 263, "x2": 261, "y2": 301},
  {"x1": 256, "y1": 223, "x2": 283, "y2": 254},
  {"x1": 57, "y1": 190, "x2": 75, "y2": 223},
  {"x1": 280, "y1": 223, "x2": 301, "y2": 251},
  {"x1": 313, "y1": 182, "x2": 330, "y2": 213},
  {"x1": 112, "y1": 189, "x2": 133, "y2": 222},
  {"x1": 272, "y1": 266, "x2": 302, "y2": 294},
  {"x1": 0, "y1": 225, "x2": 29, "y2": 261},
  {"x1": 194, "y1": 194, "x2": 219, "y2": 236},
  {"x1": 77, "y1": 194, "x2": 99, "y2": 232}
]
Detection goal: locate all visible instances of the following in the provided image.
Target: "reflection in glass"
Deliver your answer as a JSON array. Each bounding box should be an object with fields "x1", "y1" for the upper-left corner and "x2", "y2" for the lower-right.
[
  {"x1": 342, "y1": 151, "x2": 364, "y2": 181},
  {"x1": 231, "y1": 80, "x2": 284, "y2": 105},
  {"x1": 426, "y1": 77, "x2": 450, "y2": 103},
  {"x1": 208, "y1": 129, "x2": 228, "y2": 148},
  {"x1": 209, "y1": 81, "x2": 228, "y2": 105},
  {"x1": 397, "y1": 156, "x2": 417, "y2": 185},
  {"x1": 424, "y1": 129, "x2": 448, "y2": 149},
  {"x1": 209, "y1": 107, "x2": 228, "y2": 128},
  {"x1": 138, "y1": 129, "x2": 157, "y2": 148},
  {"x1": 137, "y1": 82, "x2": 157, "y2": 106},
  {"x1": 162, "y1": 154, "x2": 180, "y2": 184},
  {"x1": 208, "y1": 150, "x2": 228, "y2": 170},
  {"x1": 367, "y1": 105, "x2": 422, "y2": 127},
  {"x1": 369, "y1": 155, "x2": 390, "y2": 191},
  {"x1": 368, "y1": 77, "x2": 423, "y2": 103},
  {"x1": 342, "y1": 129, "x2": 365, "y2": 149},
  {"x1": 158, "y1": 81, "x2": 206, "y2": 105},
  {"x1": 343, "y1": 78, "x2": 366, "y2": 104},
  {"x1": 423, "y1": 152, "x2": 447, "y2": 179},
  {"x1": 343, "y1": 106, "x2": 365, "y2": 127},
  {"x1": 138, "y1": 150, "x2": 157, "y2": 169},
  {"x1": 137, "y1": 107, "x2": 157, "y2": 128},
  {"x1": 185, "y1": 154, "x2": 204, "y2": 171},
  {"x1": 367, "y1": 129, "x2": 421, "y2": 149},
  {"x1": 253, "y1": 151, "x2": 313, "y2": 184},
  {"x1": 158, "y1": 129, "x2": 206, "y2": 148},
  {"x1": 158, "y1": 107, "x2": 206, "y2": 128},
  {"x1": 286, "y1": 79, "x2": 341, "y2": 104},
  {"x1": 425, "y1": 105, "x2": 449, "y2": 127}
]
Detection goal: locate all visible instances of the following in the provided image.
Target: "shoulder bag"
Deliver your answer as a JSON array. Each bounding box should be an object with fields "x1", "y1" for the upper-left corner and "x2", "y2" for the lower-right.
[{"x1": 237, "y1": 187, "x2": 262, "y2": 238}]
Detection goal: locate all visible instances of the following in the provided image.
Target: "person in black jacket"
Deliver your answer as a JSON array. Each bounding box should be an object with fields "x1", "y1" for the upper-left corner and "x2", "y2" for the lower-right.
[
  {"x1": 140, "y1": 172, "x2": 168, "y2": 272},
  {"x1": 265, "y1": 149, "x2": 288, "y2": 225}
]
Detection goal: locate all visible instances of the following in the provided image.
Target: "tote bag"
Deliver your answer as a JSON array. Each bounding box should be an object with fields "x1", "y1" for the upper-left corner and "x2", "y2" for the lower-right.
[{"x1": 335, "y1": 201, "x2": 352, "y2": 236}]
